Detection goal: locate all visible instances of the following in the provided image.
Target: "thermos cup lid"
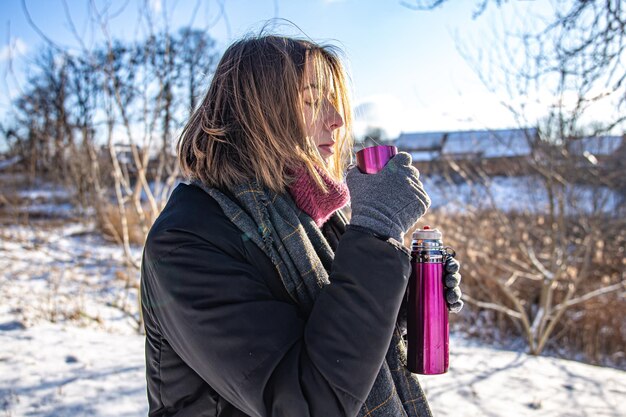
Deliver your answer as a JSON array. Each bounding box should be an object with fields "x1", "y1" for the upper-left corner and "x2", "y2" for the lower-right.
[
  {"x1": 355, "y1": 145, "x2": 398, "y2": 174},
  {"x1": 412, "y1": 226, "x2": 442, "y2": 240}
]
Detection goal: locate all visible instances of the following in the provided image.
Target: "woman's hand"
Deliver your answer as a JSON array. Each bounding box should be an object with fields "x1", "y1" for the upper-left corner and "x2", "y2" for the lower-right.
[
  {"x1": 444, "y1": 256, "x2": 463, "y2": 313},
  {"x1": 346, "y1": 152, "x2": 431, "y2": 242}
]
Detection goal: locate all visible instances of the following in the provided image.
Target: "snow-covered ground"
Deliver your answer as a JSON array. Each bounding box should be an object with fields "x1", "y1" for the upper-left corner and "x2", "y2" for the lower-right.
[
  {"x1": 1, "y1": 176, "x2": 625, "y2": 416},
  {"x1": 0, "y1": 323, "x2": 147, "y2": 417},
  {"x1": 1, "y1": 219, "x2": 141, "y2": 334},
  {"x1": 1, "y1": 322, "x2": 624, "y2": 416}
]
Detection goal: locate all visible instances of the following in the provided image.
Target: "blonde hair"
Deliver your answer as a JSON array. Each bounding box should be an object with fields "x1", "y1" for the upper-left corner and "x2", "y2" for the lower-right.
[{"x1": 177, "y1": 35, "x2": 353, "y2": 194}]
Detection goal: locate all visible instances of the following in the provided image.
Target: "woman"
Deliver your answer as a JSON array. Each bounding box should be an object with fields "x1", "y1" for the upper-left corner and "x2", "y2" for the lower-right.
[{"x1": 141, "y1": 34, "x2": 462, "y2": 417}]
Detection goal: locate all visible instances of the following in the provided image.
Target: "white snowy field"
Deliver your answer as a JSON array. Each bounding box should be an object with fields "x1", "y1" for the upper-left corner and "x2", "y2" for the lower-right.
[
  {"x1": 1, "y1": 176, "x2": 625, "y2": 416},
  {"x1": 0, "y1": 323, "x2": 147, "y2": 417},
  {"x1": 1, "y1": 322, "x2": 624, "y2": 417}
]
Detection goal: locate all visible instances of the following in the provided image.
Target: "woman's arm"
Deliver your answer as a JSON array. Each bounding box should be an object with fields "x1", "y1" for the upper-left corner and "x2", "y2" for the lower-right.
[{"x1": 141, "y1": 226, "x2": 410, "y2": 417}]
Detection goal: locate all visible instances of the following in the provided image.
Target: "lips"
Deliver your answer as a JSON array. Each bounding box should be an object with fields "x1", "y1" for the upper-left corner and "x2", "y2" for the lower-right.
[{"x1": 318, "y1": 143, "x2": 335, "y2": 157}]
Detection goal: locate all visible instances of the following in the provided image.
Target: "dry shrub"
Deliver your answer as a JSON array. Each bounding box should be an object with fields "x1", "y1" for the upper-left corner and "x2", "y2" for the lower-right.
[
  {"x1": 95, "y1": 202, "x2": 154, "y2": 245},
  {"x1": 0, "y1": 190, "x2": 21, "y2": 224},
  {"x1": 0, "y1": 171, "x2": 79, "y2": 225},
  {"x1": 412, "y1": 208, "x2": 626, "y2": 369},
  {"x1": 556, "y1": 295, "x2": 626, "y2": 366},
  {"x1": 0, "y1": 172, "x2": 28, "y2": 224},
  {"x1": 115, "y1": 269, "x2": 140, "y2": 289}
]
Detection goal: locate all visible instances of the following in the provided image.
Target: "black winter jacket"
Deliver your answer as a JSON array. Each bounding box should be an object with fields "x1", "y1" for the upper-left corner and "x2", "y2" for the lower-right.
[{"x1": 140, "y1": 183, "x2": 411, "y2": 417}]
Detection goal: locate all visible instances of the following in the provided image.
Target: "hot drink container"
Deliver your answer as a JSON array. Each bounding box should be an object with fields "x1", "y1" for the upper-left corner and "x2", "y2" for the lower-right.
[
  {"x1": 407, "y1": 226, "x2": 449, "y2": 374},
  {"x1": 355, "y1": 146, "x2": 449, "y2": 375},
  {"x1": 355, "y1": 145, "x2": 398, "y2": 174}
]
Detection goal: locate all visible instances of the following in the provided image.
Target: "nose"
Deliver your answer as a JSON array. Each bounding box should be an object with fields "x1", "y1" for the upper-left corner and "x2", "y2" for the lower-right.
[{"x1": 324, "y1": 99, "x2": 344, "y2": 131}]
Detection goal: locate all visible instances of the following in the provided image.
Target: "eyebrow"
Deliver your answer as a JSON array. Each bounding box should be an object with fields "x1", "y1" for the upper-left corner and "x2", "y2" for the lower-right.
[{"x1": 303, "y1": 83, "x2": 319, "y2": 91}]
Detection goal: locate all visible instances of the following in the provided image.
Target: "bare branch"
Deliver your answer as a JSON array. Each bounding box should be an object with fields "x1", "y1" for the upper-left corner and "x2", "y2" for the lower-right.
[
  {"x1": 400, "y1": 0, "x2": 447, "y2": 11},
  {"x1": 62, "y1": 0, "x2": 88, "y2": 52},
  {"x1": 552, "y1": 281, "x2": 626, "y2": 313},
  {"x1": 21, "y1": 0, "x2": 65, "y2": 51},
  {"x1": 525, "y1": 244, "x2": 554, "y2": 280},
  {"x1": 463, "y1": 294, "x2": 523, "y2": 319}
]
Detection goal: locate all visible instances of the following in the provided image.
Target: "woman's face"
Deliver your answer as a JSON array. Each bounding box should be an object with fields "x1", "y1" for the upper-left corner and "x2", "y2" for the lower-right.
[{"x1": 301, "y1": 62, "x2": 344, "y2": 161}]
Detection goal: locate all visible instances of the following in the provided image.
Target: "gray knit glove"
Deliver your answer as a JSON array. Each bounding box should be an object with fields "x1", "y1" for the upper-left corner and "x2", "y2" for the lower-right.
[
  {"x1": 444, "y1": 256, "x2": 464, "y2": 313},
  {"x1": 346, "y1": 152, "x2": 431, "y2": 242}
]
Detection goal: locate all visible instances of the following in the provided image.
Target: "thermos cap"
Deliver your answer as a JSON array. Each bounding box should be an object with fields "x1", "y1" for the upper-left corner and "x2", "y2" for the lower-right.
[
  {"x1": 355, "y1": 145, "x2": 398, "y2": 174},
  {"x1": 412, "y1": 226, "x2": 442, "y2": 240}
]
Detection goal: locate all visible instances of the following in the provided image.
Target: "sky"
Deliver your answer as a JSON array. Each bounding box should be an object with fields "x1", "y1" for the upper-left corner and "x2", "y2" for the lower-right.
[{"x1": 0, "y1": 0, "x2": 560, "y2": 140}]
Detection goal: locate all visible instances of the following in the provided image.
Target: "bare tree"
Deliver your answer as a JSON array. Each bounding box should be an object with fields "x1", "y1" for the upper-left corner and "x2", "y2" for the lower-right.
[
  {"x1": 405, "y1": 0, "x2": 626, "y2": 362},
  {"x1": 3, "y1": 1, "x2": 221, "y2": 330},
  {"x1": 87, "y1": 12, "x2": 219, "y2": 268},
  {"x1": 405, "y1": 0, "x2": 625, "y2": 135}
]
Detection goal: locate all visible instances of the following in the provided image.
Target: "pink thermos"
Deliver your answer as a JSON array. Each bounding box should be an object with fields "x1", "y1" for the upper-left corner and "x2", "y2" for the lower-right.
[
  {"x1": 356, "y1": 145, "x2": 449, "y2": 375},
  {"x1": 407, "y1": 226, "x2": 449, "y2": 374}
]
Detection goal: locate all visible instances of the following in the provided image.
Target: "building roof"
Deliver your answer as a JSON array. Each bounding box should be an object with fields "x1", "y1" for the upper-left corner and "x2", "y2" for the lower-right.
[
  {"x1": 409, "y1": 151, "x2": 441, "y2": 161},
  {"x1": 444, "y1": 129, "x2": 536, "y2": 158},
  {"x1": 396, "y1": 132, "x2": 445, "y2": 150},
  {"x1": 568, "y1": 136, "x2": 623, "y2": 156},
  {"x1": 396, "y1": 128, "x2": 537, "y2": 159}
]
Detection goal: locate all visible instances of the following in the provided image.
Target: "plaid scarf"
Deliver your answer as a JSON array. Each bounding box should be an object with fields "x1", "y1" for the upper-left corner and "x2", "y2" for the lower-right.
[{"x1": 195, "y1": 180, "x2": 432, "y2": 417}]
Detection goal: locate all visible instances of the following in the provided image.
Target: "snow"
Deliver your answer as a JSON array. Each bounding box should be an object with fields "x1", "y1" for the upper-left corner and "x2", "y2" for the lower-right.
[
  {"x1": 394, "y1": 128, "x2": 536, "y2": 158},
  {"x1": 443, "y1": 129, "x2": 535, "y2": 158},
  {"x1": 569, "y1": 136, "x2": 623, "y2": 156},
  {"x1": 1, "y1": 322, "x2": 624, "y2": 416},
  {"x1": 18, "y1": 188, "x2": 72, "y2": 201},
  {"x1": 0, "y1": 323, "x2": 147, "y2": 417},
  {"x1": 1, "y1": 179, "x2": 624, "y2": 417},
  {"x1": 397, "y1": 132, "x2": 445, "y2": 150},
  {"x1": 422, "y1": 175, "x2": 625, "y2": 215},
  {"x1": 409, "y1": 150, "x2": 441, "y2": 162},
  {"x1": 420, "y1": 338, "x2": 625, "y2": 416},
  {"x1": 395, "y1": 130, "x2": 623, "y2": 162},
  {"x1": 0, "y1": 155, "x2": 22, "y2": 170},
  {"x1": 1, "y1": 217, "x2": 142, "y2": 334}
]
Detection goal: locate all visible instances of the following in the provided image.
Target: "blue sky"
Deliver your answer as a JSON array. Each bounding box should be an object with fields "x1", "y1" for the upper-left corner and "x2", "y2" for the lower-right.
[{"x1": 0, "y1": 0, "x2": 554, "y2": 138}]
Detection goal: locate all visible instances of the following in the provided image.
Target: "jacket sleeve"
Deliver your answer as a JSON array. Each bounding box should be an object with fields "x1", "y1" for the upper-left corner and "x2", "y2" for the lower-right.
[{"x1": 141, "y1": 226, "x2": 411, "y2": 417}]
